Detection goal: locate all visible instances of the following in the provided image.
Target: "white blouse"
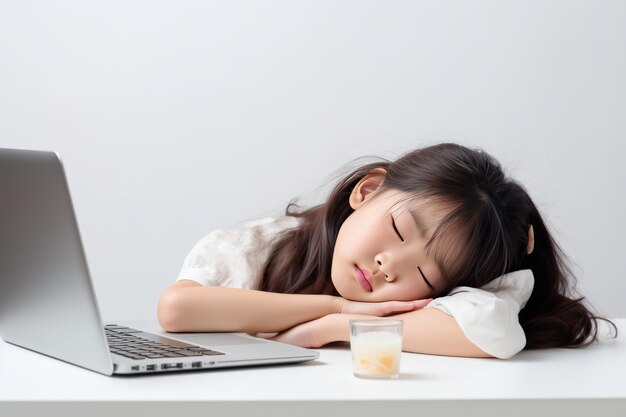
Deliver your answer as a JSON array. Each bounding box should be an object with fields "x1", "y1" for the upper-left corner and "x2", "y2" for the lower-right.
[{"x1": 177, "y1": 215, "x2": 535, "y2": 359}]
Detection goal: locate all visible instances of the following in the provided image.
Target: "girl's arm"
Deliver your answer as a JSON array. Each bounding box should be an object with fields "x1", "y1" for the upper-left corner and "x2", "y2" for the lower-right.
[
  {"x1": 158, "y1": 280, "x2": 428, "y2": 334},
  {"x1": 352, "y1": 308, "x2": 492, "y2": 358},
  {"x1": 158, "y1": 280, "x2": 340, "y2": 333},
  {"x1": 267, "y1": 308, "x2": 493, "y2": 358}
]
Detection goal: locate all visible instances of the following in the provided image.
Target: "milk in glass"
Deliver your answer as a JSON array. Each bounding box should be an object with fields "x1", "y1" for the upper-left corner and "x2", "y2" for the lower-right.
[{"x1": 350, "y1": 330, "x2": 402, "y2": 378}]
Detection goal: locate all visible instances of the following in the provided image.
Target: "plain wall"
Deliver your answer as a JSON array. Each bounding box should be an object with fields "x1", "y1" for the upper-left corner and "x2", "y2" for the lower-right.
[{"x1": 1, "y1": 0, "x2": 624, "y2": 321}]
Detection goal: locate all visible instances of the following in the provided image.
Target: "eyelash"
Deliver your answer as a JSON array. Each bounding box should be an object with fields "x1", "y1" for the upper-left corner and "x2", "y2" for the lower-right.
[
  {"x1": 391, "y1": 217, "x2": 404, "y2": 242},
  {"x1": 419, "y1": 266, "x2": 435, "y2": 290},
  {"x1": 391, "y1": 216, "x2": 434, "y2": 290}
]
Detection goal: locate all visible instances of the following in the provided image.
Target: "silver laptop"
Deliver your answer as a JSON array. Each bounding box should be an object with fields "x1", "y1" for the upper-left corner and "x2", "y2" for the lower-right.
[{"x1": 0, "y1": 148, "x2": 319, "y2": 375}]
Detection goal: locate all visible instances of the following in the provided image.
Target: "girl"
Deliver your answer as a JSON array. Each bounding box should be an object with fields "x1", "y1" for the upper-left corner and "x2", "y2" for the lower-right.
[{"x1": 158, "y1": 143, "x2": 617, "y2": 359}]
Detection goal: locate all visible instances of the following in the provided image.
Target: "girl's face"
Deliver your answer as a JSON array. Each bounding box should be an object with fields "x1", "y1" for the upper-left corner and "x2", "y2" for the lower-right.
[{"x1": 331, "y1": 172, "x2": 446, "y2": 302}]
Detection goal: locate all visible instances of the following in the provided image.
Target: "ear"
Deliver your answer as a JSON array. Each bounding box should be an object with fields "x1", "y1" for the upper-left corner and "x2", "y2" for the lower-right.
[
  {"x1": 527, "y1": 225, "x2": 535, "y2": 255},
  {"x1": 349, "y1": 168, "x2": 387, "y2": 210}
]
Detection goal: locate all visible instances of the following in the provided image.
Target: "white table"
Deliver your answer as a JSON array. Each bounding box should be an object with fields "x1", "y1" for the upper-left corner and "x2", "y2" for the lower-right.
[{"x1": 1, "y1": 318, "x2": 624, "y2": 417}]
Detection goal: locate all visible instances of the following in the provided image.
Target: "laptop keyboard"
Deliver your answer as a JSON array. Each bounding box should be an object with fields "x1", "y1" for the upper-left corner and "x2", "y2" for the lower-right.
[{"x1": 105, "y1": 324, "x2": 225, "y2": 360}]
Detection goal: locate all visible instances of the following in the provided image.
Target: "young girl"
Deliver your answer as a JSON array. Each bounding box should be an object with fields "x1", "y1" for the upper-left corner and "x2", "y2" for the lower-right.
[{"x1": 158, "y1": 143, "x2": 617, "y2": 359}]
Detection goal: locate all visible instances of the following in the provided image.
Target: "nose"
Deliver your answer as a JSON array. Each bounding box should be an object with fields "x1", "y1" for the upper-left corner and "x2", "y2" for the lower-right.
[{"x1": 375, "y1": 254, "x2": 397, "y2": 282}]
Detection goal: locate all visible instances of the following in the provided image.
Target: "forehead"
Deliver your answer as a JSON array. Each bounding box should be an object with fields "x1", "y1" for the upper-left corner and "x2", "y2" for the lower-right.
[{"x1": 381, "y1": 191, "x2": 450, "y2": 235}]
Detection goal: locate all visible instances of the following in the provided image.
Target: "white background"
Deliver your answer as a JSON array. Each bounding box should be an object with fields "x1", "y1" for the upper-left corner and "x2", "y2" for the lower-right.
[{"x1": 1, "y1": 0, "x2": 624, "y2": 320}]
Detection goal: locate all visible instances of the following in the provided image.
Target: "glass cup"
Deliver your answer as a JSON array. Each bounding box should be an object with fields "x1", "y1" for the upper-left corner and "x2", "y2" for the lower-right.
[{"x1": 349, "y1": 319, "x2": 403, "y2": 379}]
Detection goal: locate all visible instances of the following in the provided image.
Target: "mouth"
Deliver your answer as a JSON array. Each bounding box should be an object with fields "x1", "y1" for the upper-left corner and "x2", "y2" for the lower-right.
[{"x1": 354, "y1": 265, "x2": 373, "y2": 292}]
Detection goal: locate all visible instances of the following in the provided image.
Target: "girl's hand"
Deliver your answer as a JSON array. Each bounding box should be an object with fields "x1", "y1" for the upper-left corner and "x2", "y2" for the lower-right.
[
  {"x1": 254, "y1": 299, "x2": 433, "y2": 348},
  {"x1": 255, "y1": 315, "x2": 334, "y2": 348},
  {"x1": 338, "y1": 298, "x2": 432, "y2": 316}
]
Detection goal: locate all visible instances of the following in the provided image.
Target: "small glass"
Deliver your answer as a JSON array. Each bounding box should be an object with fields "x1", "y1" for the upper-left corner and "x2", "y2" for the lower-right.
[{"x1": 349, "y1": 319, "x2": 403, "y2": 379}]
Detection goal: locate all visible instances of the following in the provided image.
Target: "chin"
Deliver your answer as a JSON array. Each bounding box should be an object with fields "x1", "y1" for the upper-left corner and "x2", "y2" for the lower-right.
[
  {"x1": 331, "y1": 262, "x2": 367, "y2": 301},
  {"x1": 332, "y1": 284, "x2": 351, "y2": 300},
  {"x1": 331, "y1": 279, "x2": 357, "y2": 301},
  {"x1": 341, "y1": 293, "x2": 365, "y2": 302},
  {"x1": 339, "y1": 287, "x2": 372, "y2": 302}
]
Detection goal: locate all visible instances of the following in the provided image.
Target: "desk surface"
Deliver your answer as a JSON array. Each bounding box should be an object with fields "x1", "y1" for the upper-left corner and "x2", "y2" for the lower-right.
[{"x1": 1, "y1": 318, "x2": 625, "y2": 416}]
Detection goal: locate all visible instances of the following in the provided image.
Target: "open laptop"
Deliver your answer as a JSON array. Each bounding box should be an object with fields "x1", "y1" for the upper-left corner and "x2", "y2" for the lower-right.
[{"x1": 0, "y1": 148, "x2": 319, "y2": 375}]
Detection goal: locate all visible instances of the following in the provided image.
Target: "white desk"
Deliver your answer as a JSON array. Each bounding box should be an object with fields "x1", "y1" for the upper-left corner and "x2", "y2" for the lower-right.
[{"x1": 1, "y1": 318, "x2": 624, "y2": 417}]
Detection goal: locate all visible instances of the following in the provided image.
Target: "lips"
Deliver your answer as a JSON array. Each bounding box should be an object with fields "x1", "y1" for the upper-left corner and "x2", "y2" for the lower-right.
[{"x1": 355, "y1": 265, "x2": 373, "y2": 292}]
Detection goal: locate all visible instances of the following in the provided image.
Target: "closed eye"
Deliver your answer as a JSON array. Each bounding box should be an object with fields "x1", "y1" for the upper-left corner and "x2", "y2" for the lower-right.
[
  {"x1": 418, "y1": 266, "x2": 435, "y2": 290},
  {"x1": 391, "y1": 216, "x2": 404, "y2": 242}
]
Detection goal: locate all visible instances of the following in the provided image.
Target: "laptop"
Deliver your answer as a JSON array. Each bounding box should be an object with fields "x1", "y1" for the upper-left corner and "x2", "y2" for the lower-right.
[{"x1": 0, "y1": 148, "x2": 319, "y2": 375}]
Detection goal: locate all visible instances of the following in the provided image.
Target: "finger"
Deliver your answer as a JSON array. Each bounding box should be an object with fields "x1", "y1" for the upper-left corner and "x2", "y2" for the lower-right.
[
  {"x1": 396, "y1": 302, "x2": 418, "y2": 311},
  {"x1": 382, "y1": 302, "x2": 416, "y2": 316},
  {"x1": 413, "y1": 298, "x2": 433, "y2": 308},
  {"x1": 255, "y1": 332, "x2": 280, "y2": 339}
]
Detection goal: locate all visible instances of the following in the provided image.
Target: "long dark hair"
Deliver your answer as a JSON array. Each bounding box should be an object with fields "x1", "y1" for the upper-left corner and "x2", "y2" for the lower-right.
[{"x1": 260, "y1": 143, "x2": 617, "y2": 349}]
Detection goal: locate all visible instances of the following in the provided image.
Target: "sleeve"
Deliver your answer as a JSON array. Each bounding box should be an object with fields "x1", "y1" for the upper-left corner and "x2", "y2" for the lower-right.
[
  {"x1": 426, "y1": 269, "x2": 535, "y2": 359},
  {"x1": 176, "y1": 215, "x2": 300, "y2": 289},
  {"x1": 176, "y1": 227, "x2": 252, "y2": 288}
]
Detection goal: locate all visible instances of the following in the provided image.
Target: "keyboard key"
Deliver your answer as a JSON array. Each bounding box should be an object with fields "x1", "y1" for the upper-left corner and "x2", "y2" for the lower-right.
[
  {"x1": 163, "y1": 352, "x2": 185, "y2": 358},
  {"x1": 117, "y1": 352, "x2": 146, "y2": 360},
  {"x1": 105, "y1": 325, "x2": 226, "y2": 358},
  {"x1": 202, "y1": 350, "x2": 225, "y2": 356},
  {"x1": 176, "y1": 350, "x2": 204, "y2": 356}
]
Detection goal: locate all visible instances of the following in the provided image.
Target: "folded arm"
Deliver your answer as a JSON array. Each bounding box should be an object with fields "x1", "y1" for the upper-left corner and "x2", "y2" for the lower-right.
[
  {"x1": 274, "y1": 307, "x2": 494, "y2": 358},
  {"x1": 158, "y1": 280, "x2": 344, "y2": 333},
  {"x1": 400, "y1": 308, "x2": 493, "y2": 358},
  {"x1": 157, "y1": 280, "x2": 429, "y2": 334}
]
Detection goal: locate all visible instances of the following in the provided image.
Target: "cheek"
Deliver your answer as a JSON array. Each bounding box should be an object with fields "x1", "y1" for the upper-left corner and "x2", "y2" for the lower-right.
[
  {"x1": 384, "y1": 282, "x2": 428, "y2": 302},
  {"x1": 332, "y1": 221, "x2": 357, "y2": 261},
  {"x1": 330, "y1": 220, "x2": 368, "y2": 299},
  {"x1": 335, "y1": 216, "x2": 385, "y2": 258}
]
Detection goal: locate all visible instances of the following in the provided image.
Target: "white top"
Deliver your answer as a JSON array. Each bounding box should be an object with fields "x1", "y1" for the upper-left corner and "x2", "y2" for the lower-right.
[{"x1": 177, "y1": 216, "x2": 535, "y2": 359}]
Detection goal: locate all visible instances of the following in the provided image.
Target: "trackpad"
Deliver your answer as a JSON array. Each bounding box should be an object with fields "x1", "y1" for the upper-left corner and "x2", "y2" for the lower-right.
[{"x1": 169, "y1": 333, "x2": 265, "y2": 346}]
